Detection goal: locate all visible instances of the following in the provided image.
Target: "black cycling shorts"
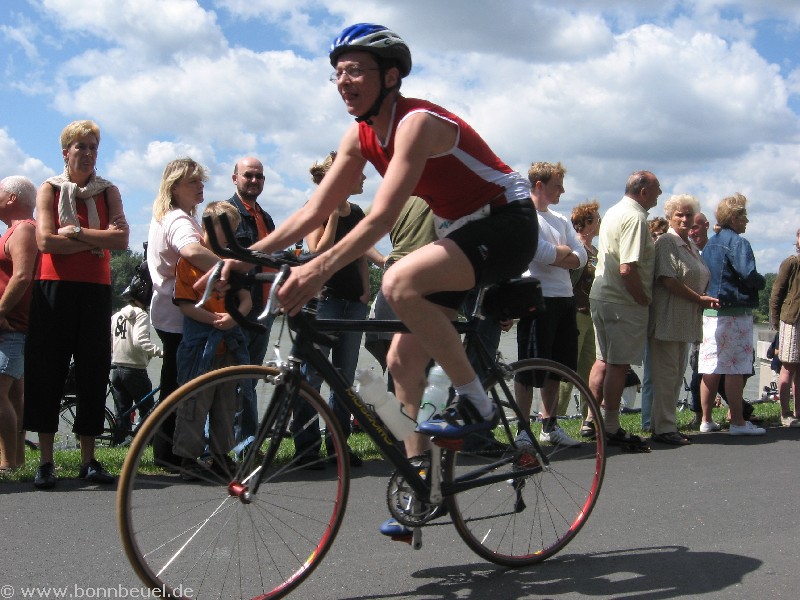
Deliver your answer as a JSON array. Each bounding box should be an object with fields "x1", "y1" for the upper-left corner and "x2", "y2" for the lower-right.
[{"x1": 426, "y1": 201, "x2": 538, "y2": 309}]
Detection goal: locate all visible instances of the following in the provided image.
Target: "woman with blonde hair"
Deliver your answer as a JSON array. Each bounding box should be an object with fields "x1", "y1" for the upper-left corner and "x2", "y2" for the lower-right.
[
  {"x1": 698, "y1": 193, "x2": 766, "y2": 436},
  {"x1": 146, "y1": 157, "x2": 223, "y2": 466},
  {"x1": 24, "y1": 120, "x2": 129, "y2": 489}
]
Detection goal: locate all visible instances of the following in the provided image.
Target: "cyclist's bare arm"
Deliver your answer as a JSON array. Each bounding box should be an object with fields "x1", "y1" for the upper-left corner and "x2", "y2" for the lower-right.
[{"x1": 277, "y1": 113, "x2": 455, "y2": 314}]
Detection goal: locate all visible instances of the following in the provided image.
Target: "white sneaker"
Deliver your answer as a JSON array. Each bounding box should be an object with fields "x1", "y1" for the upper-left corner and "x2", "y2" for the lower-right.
[
  {"x1": 729, "y1": 421, "x2": 766, "y2": 436},
  {"x1": 539, "y1": 426, "x2": 582, "y2": 447},
  {"x1": 700, "y1": 420, "x2": 721, "y2": 433},
  {"x1": 781, "y1": 415, "x2": 800, "y2": 428}
]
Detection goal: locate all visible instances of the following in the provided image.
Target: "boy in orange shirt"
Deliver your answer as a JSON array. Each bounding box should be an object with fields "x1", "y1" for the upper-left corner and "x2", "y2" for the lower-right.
[{"x1": 172, "y1": 202, "x2": 251, "y2": 480}]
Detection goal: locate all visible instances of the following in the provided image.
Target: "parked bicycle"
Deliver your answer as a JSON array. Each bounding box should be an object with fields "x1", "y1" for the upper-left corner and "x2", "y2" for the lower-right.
[
  {"x1": 57, "y1": 363, "x2": 160, "y2": 449},
  {"x1": 116, "y1": 215, "x2": 606, "y2": 599}
]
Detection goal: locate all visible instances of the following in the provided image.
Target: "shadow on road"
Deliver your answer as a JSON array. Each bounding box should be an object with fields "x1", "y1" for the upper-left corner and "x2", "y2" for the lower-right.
[{"x1": 341, "y1": 545, "x2": 761, "y2": 600}]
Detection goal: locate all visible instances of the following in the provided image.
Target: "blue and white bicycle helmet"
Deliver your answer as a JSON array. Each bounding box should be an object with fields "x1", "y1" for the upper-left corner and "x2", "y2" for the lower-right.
[
  {"x1": 329, "y1": 23, "x2": 412, "y2": 123},
  {"x1": 329, "y1": 23, "x2": 412, "y2": 77}
]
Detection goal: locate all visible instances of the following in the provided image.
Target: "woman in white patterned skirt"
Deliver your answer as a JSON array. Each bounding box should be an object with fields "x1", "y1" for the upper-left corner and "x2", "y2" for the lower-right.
[{"x1": 698, "y1": 193, "x2": 766, "y2": 436}]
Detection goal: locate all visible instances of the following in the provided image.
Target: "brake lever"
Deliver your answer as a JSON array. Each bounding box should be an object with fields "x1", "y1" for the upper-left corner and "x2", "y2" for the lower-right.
[
  {"x1": 195, "y1": 261, "x2": 224, "y2": 308},
  {"x1": 258, "y1": 265, "x2": 290, "y2": 322}
]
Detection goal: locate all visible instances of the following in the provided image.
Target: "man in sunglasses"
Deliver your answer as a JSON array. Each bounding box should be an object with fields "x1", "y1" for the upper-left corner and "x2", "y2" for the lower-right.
[{"x1": 224, "y1": 156, "x2": 276, "y2": 451}]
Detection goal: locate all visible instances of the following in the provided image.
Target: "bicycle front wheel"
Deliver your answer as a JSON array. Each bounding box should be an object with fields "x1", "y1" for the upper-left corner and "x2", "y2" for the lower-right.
[
  {"x1": 446, "y1": 358, "x2": 605, "y2": 566},
  {"x1": 117, "y1": 365, "x2": 350, "y2": 600}
]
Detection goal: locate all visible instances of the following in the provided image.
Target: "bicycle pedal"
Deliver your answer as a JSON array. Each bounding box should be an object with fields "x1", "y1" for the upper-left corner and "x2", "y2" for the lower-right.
[
  {"x1": 390, "y1": 533, "x2": 413, "y2": 545},
  {"x1": 388, "y1": 527, "x2": 423, "y2": 549},
  {"x1": 431, "y1": 437, "x2": 463, "y2": 451}
]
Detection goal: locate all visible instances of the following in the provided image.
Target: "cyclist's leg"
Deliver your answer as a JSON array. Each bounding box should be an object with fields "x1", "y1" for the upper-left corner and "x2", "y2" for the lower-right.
[
  {"x1": 386, "y1": 331, "x2": 433, "y2": 458},
  {"x1": 392, "y1": 209, "x2": 537, "y2": 438},
  {"x1": 383, "y1": 239, "x2": 477, "y2": 389}
]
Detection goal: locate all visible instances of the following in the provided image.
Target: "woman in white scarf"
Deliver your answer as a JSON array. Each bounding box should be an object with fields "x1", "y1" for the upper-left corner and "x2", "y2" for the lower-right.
[{"x1": 23, "y1": 120, "x2": 129, "y2": 489}]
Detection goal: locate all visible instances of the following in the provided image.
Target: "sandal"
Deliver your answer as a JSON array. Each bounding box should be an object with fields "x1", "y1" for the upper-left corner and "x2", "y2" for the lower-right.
[
  {"x1": 580, "y1": 420, "x2": 596, "y2": 439},
  {"x1": 651, "y1": 431, "x2": 692, "y2": 446},
  {"x1": 605, "y1": 428, "x2": 651, "y2": 453}
]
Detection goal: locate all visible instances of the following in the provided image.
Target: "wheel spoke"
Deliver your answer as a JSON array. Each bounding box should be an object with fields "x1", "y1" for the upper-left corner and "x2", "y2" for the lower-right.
[
  {"x1": 117, "y1": 366, "x2": 350, "y2": 599},
  {"x1": 446, "y1": 359, "x2": 605, "y2": 566}
]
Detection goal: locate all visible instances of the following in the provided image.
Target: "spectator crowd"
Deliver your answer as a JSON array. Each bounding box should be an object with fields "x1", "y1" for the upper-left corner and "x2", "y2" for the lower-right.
[{"x1": 2, "y1": 23, "x2": 798, "y2": 488}]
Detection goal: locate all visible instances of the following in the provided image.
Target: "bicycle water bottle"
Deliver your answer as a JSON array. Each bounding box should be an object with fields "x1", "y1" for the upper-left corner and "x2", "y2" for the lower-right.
[
  {"x1": 417, "y1": 363, "x2": 451, "y2": 424},
  {"x1": 355, "y1": 369, "x2": 417, "y2": 439}
]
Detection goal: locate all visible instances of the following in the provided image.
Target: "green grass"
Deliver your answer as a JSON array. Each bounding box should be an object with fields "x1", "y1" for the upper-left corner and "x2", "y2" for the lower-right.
[{"x1": 0, "y1": 401, "x2": 784, "y2": 483}]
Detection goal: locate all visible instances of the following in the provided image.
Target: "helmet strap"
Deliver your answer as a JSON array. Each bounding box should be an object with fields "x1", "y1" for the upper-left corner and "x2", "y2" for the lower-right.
[{"x1": 355, "y1": 67, "x2": 398, "y2": 125}]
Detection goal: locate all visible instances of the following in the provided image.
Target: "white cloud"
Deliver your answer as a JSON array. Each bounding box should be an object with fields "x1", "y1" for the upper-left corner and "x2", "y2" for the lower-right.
[
  {"x1": 0, "y1": 128, "x2": 55, "y2": 184},
  {"x1": 41, "y1": 0, "x2": 227, "y2": 61},
  {"x1": 2, "y1": 0, "x2": 799, "y2": 272}
]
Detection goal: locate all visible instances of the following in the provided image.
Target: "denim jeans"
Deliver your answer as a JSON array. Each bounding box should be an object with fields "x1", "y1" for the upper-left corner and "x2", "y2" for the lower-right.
[
  {"x1": 293, "y1": 296, "x2": 369, "y2": 457},
  {"x1": 110, "y1": 366, "x2": 154, "y2": 435},
  {"x1": 234, "y1": 308, "x2": 276, "y2": 446}
]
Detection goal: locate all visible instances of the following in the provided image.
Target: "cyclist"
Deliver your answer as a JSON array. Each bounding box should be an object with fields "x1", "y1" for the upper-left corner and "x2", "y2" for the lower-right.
[{"x1": 231, "y1": 22, "x2": 537, "y2": 516}]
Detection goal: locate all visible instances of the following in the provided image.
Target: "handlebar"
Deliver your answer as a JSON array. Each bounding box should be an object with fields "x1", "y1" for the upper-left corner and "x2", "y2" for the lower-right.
[
  {"x1": 196, "y1": 213, "x2": 316, "y2": 333},
  {"x1": 202, "y1": 213, "x2": 312, "y2": 269}
]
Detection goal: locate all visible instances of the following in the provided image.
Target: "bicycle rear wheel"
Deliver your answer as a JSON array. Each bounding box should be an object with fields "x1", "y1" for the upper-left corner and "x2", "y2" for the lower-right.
[
  {"x1": 56, "y1": 399, "x2": 116, "y2": 450},
  {"x1": 117, "y1": 365, "x2": 350, "y2": 600},
  {"x1": 446, "y1": 358, "x2": 605, "y2": 566}
]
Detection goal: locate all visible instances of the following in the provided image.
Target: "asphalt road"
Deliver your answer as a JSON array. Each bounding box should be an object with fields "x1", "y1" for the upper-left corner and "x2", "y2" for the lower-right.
[{"x1": 1, "y1": 423, "x2": 798, "y2": 600}]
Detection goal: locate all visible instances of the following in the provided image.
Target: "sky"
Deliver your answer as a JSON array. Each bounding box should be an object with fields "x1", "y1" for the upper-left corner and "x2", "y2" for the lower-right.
[{"x1": 1, "y1": 0, "x2": 799, "y2": 272}]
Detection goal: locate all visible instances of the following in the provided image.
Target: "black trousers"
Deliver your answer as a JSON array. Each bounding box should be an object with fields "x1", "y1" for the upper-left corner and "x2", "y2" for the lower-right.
[
  {"x1": 152, "y1": 329, "x2": 182, "y2": 464},
  {"x1": 23, "y1": 280, "x2": 111, "y2": 436}
]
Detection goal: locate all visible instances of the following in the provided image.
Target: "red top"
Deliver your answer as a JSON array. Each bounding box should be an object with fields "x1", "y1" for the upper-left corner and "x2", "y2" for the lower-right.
[
  {"x1": 358, "y1": 97, "x2": 529, "y2": 220},
  {"x1": 0, "y1": 219, "x2": 37, "y2": 331},
  {"x1": 36, "y1": 187, "x2": 111, "y2": 285}
]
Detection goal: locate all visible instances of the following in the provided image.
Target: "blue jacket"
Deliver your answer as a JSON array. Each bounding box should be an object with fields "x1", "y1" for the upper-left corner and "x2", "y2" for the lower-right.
[
  {"x1": 702, "y1": 227, "x2": 765, "y2": 308},
  {"x1": 176, "y1": 316, "x2": 250, "y2": 385}
]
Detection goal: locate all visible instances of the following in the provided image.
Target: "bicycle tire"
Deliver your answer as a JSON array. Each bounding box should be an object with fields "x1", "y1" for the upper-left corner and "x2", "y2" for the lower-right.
[
  {"x1": 117, "y1": 365, "x2": 350, "y2": 600},
  {"x1": 56, "y1": 399, "x2": 117, "y2": 450},
  {"x1": 446, "y1": 358, "x2": 606, "y2": 566}
]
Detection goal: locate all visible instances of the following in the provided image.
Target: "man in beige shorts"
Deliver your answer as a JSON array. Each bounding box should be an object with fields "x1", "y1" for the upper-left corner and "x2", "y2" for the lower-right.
[{"x1": 588, "y1": 171, "x2": 661, "y2": 451}]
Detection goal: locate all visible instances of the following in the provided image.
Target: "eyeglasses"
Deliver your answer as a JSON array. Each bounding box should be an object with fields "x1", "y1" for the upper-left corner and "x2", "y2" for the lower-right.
[
  {"x1": 241, "y1": 172, "x2": 265, "y2": 181},
  {"x1": 329, "y1": 66, "x2": 379, "y2": 83}
]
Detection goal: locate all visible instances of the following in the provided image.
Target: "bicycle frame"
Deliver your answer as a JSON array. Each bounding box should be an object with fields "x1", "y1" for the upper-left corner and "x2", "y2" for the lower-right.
[
  {"x1": 199, "y1": 213, "x2": 549, "y2": 500},
  {"x1": 246, "y1": 307, "x2": 548, "y2": 503},
  {"x1": 115, "y1": 386, "x2": 161, "y2": 434}
]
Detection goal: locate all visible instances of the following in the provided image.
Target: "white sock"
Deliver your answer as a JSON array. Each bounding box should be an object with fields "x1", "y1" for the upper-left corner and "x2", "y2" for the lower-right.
[{"x1": 455, "y1": 377, "x2": 494, "y2": 419}]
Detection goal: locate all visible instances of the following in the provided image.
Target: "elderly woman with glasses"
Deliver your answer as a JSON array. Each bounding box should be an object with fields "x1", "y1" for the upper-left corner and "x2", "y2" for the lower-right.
[
  {"x1": 647, "y1": 194, "x2": 718, "y2": 445},
  {"x1": 698, "y1": 193, "x2": 766, "y2": 436}
]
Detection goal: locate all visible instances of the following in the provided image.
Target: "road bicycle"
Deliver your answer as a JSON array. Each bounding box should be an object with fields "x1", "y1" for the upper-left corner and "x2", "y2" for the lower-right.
[
  {"x1": 57, "y1": 365, "x2": 160, "y2": 449},
  {"x1": 116, "y1": 216, "x2": 606, "y2": 599}
]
